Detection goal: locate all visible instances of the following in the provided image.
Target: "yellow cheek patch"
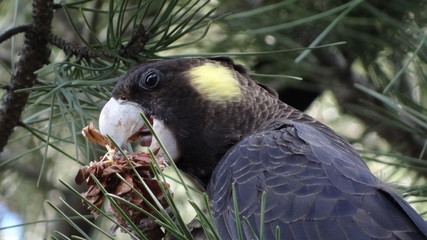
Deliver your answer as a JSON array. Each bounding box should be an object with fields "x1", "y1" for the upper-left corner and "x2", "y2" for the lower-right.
[{"x1": 187, "y1": 62, "x2": 242, "y2": 102}]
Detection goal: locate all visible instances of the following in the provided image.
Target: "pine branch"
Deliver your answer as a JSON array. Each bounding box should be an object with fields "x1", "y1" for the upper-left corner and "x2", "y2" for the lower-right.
[
  {"x1": 120, "y1": 24, "x2": 149, "y2": 60},
  {"x1": 49, "y1": 24, "x2": 149, "y2": 60},
  {"x1": 49, "y1": 33, "x2": 103, "y2": 59},
  {"x1": 0, "y1": 0, "x2": 54, "y2": 153},
  {"x1": 0, "y1": 24, "x2": 32, "y2": 44}
]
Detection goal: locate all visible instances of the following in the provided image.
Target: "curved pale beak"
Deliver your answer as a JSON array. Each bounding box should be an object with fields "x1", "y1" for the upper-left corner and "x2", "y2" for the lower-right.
[
  {"x1": 98, "y1": 98, "x2": 180, "y2": 161},
  {"x1": 99, "y1": 98, "x2": 145, "y2": 147}
]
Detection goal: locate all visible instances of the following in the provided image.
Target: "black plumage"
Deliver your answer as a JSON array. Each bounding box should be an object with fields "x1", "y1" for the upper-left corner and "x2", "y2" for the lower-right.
[
  {"x1": 108, "y1": 57, "x2": 427, "y2": 239},
  {"x1": 210, "y1": 121, "x2": 427, "y2": 239}
]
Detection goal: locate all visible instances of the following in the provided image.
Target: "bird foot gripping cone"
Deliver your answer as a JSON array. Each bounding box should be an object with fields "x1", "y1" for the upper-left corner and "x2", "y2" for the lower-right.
[{"x1": 75, "y1": 123, "x2": 171, "y2": 239}]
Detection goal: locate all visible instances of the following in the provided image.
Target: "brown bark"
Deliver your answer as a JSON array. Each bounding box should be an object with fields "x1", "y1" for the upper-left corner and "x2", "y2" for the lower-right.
[{"x1": 0, "y1": 0, "x2": 54, "y2": 153}]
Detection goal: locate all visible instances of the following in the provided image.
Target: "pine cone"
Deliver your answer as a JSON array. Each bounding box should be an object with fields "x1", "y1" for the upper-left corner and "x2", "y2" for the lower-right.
[{"x1": 76, "y1": 124, "x2": 170, "y2": 239}]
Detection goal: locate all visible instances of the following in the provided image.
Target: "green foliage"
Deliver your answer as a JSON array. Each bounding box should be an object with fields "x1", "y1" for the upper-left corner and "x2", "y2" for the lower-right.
[
  {"x1": 0, "y1": 0, "x2": 426, "y2": 239},
  {"x1": 1, "y1": 0, "x2": 219, "y2": 238}
]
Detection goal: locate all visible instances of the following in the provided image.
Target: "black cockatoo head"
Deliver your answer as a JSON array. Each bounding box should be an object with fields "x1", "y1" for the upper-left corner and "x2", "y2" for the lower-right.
[
  {"x1": 99, "y1": 57, "x2": 282, "y2": 185},
  {"x1": 97, "y1": 57, "x2": 427, "y2": 240}
]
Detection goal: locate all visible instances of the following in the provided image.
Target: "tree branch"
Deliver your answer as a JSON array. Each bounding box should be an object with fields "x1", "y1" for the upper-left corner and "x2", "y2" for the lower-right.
[
  {"x1": 49, "y1": 33, "x2": 102, "y2": 59},
  {"x1": 0, "y1": 24, "x2": 32, "y2": 44},
  {"x1": 49, "y1": 24, "x2": 148, "y2": 60},
  {"x1": 0, "y1": 0, "x2": 54, "y2": 153}
]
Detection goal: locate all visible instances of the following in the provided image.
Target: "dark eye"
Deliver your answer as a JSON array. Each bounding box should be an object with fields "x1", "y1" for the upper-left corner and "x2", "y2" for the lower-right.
[{"x1": 140, "y1": 70, "x2": 160, "y2": 90}]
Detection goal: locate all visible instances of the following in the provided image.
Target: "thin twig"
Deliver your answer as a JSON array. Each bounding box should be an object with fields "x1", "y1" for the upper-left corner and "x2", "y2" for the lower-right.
[
  {"x1": 49, "y1": 33, "x2": 107, "y2": 59},
  {"x1": 120, "y1": 24, "x2": 149, "y2": 60},
  {"x1": 0, "y1": 24, "x2": 32, "y2": 45},
  {"x1": 48, "y1": 24, "x2": 149, "y2": 60}
]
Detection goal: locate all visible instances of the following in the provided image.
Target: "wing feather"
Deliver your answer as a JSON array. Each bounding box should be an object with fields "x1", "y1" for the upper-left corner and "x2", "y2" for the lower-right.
[{"x1": 208, "y1": 121, "x2": 427, "y2": 240}]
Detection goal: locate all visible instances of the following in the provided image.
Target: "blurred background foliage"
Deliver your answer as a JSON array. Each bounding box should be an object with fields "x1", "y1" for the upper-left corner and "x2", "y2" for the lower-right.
[{"x1": 0, "y1": 0, "x2": 426, "y2": 239}]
